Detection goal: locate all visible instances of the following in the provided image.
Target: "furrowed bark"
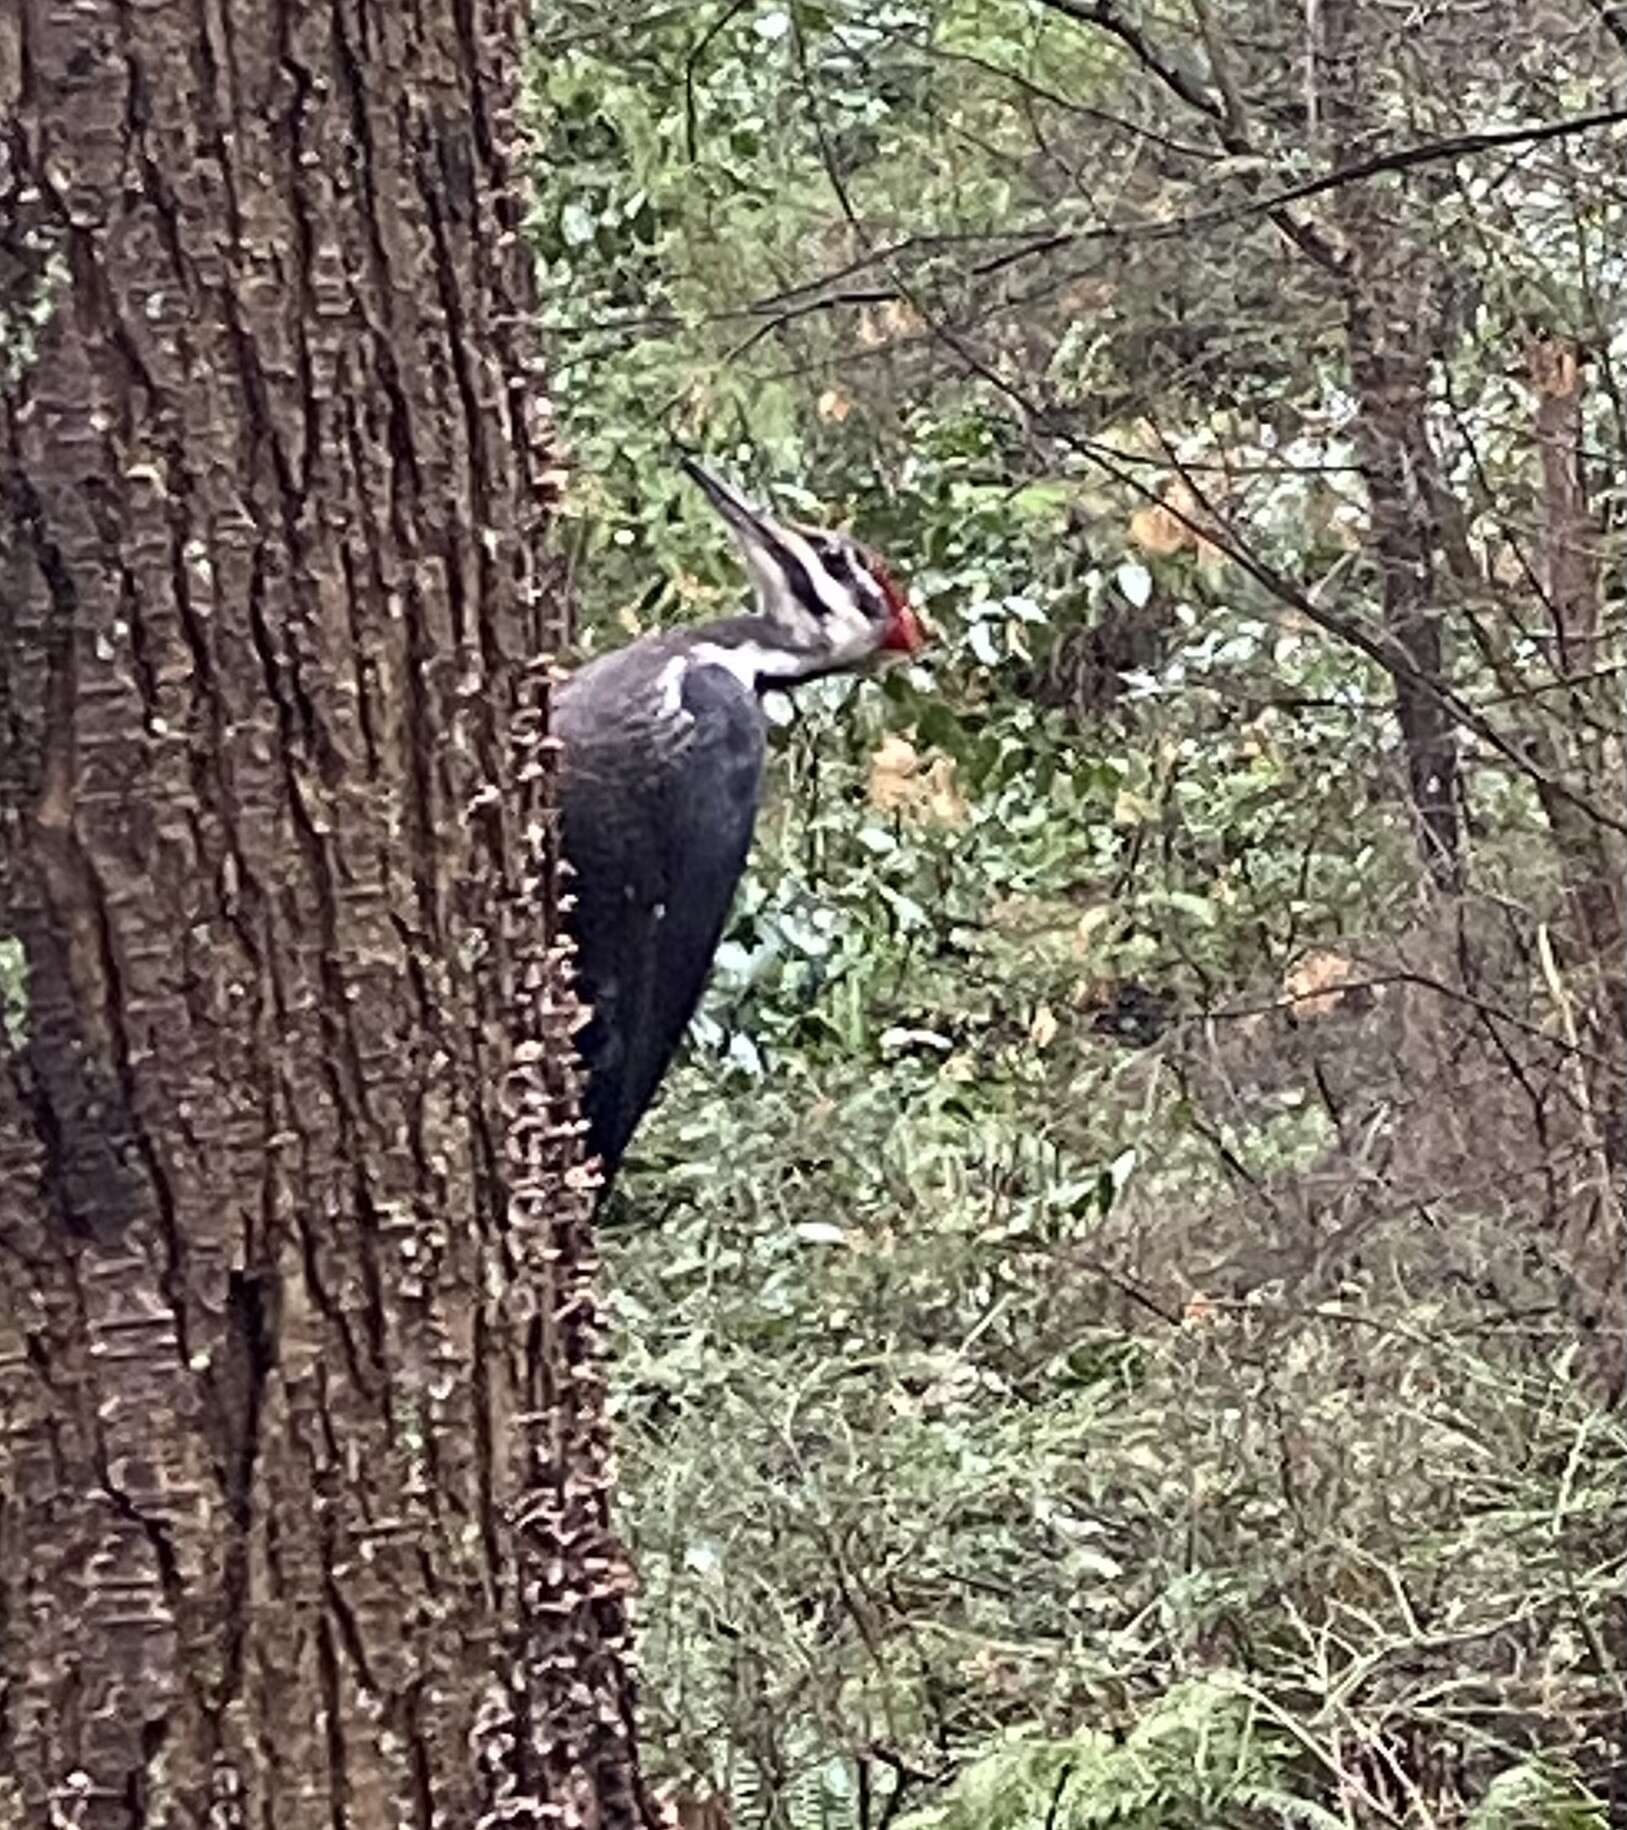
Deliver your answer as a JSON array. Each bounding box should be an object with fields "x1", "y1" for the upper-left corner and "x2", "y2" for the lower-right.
[
  {"x1": 1316, "y1": 0, "x2": 1463, "y2": 894},
  {"x1": 1340, "y1": 272, "x2": 1463, "y2": 892},
  {"x1": 0, "y1": 2, "x2": 645, "y2": 1823},
  {"x1": 1527, "y1": 336, "x2": 1627, "y2": 1030},
  {"x1": 1524, "y1": 336, "x2": 1627, "y2": 1394}
]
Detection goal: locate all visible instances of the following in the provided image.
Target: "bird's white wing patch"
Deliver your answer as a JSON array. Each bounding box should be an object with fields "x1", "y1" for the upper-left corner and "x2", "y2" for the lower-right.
[{"x1": 656, "y1": 653, "x2": 695, "y2": 722}]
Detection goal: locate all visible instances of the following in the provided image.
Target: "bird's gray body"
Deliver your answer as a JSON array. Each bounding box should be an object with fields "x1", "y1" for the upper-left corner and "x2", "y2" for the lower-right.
[{"x1": 555, "y1": 625, "x2": 769, "y2": 1176}]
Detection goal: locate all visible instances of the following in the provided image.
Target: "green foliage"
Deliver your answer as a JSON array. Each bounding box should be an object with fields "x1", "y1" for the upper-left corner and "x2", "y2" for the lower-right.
[
  {"x1": 613, "y1": 1055, "x2": 1626, "y2": 1822},
  {"x1": 1466, "y1": 1763, "x2": 1610, "y2": 1830},
  {"x1": 528, "y1": 2, "x2": 1627, "y2": 1825},
  {"x1": 893, "y1": 1681, "x2": 1343, "y2": 1830},
  {"x1": 0, "y1": 938, "x2": 25, "y2": 1050},
  {"x1": 0, "y1": 246, "x2": 66, "y2": 388}
]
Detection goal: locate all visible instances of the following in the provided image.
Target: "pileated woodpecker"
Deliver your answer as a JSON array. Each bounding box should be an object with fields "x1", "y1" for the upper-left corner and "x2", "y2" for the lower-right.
[{"x1": 555, "y1": 457, "x2": 926, "y2": 1183}]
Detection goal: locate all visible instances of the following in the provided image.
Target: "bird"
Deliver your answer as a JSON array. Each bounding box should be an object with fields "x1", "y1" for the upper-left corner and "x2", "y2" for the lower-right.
[{"x1": 553, "y1": 455, "x2": 926, "y2": 1185}]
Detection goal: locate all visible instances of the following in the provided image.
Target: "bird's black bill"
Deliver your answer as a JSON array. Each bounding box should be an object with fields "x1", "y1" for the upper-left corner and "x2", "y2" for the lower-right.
[
  {"x1": 679, "y1": 456, "x2": 778, "y2": 547},
  {"x1": 680, "y1": 456, "x2": 829, "y2": 622}
]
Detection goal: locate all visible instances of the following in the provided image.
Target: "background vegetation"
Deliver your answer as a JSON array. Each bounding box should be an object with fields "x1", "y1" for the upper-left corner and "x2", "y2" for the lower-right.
[{"x1": 527, "y1": 3, "x2": 1627, "y2": 1824}]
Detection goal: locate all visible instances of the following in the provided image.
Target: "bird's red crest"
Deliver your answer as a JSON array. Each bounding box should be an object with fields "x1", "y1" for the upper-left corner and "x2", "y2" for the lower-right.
[{"x1": 871, "y1": 557, "x2": 926, "y2": 655}]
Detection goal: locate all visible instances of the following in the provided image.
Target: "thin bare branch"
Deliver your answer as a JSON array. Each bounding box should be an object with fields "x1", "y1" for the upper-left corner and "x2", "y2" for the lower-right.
[
  {"x1": 1032, "y1": 0, "x2": 1225, "y2": 123},
  {"x1": 1587, "y1": 0, "x2": 1627, "y2": 55},
  {"x1": 548, "y1": 104, "x2": 1627, "y2": 341},
  {"x1": 912, "y1": 40, "x2": 1220, "y2": 161}
]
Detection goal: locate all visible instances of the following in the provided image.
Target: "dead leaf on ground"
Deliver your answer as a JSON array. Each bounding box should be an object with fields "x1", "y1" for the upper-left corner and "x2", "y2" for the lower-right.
[
  {"x1": 1182, "y1": 1293, "x2": 1216, "y2": 1330},
  {"x1": 858, "y1": 300, "x2": 925, "y2": 345},
  {"x1": 867, "y1": 734, "x2": 968, "y2": 827},
  {"x1": 1072, "y1": 903, "x2": 1117, "y2": 957},
  {"x1": 989, "y1": 893, "x2": 1077, "y2": 938},
  {"x1": 1127, "y1": 479, "x2": 1225, "y2": 571},
  {"x1": 868, "y1": 734, "x2": 921, "y2": 811},
  {"x1": 1492, "y1": 542, "x2": 1527, "y2": 587},
  {"x1": 1128, "y1": 502, "x2": 1188, "y2": 556},
  {"x1": 1282, "y1": 949, "x2": 1366, "y2": 1017},
  {"x1": 1029, "y1": 1003, "x2": 1059, "y2": 1049},
  {"x1": 1058, "y1": 277, "x2": 1117, "y2": 315}
]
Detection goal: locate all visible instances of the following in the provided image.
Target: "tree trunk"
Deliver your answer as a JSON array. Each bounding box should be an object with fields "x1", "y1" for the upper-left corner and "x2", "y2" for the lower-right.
[
  {"x1": 1526, "y1": 336, "x2": 1627, "y2": 1051},
  {"x1": 1316, "y1": 0, "x2": 1463, "y2": 894},
  {"x1": 1523, "y1": 336, "x2": 1627, "y2": 1396},
  {"x1": 1, "y1": 4, "x2": 645, "y2": 1824},
  {"x1": 1340, "y1": 264, "x2": 1463, "y2": 893}
]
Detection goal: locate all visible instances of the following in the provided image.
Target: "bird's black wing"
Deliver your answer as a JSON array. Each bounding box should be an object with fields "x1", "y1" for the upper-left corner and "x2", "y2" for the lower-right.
[{"x1": 556, "y1": 655, "x2": 766, "y2": 1176}]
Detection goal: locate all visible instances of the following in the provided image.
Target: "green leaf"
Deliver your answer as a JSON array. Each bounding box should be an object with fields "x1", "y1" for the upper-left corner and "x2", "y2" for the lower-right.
[
  {"x1": 559, "y1": 200, "x2": 596, "y2": 247},
  {"x1": 1116, "y1": 558, "x2": 1153, "y2": 608},
  {"x1": 967, "y1": 621, "x2": 1003, "y2": 666},
  {"x1": 793, "y1": 1221, "x2": 850, "y2": 1247},
  {"x1": 1162, "y1": 889, "x2": 1217, "y2": 926}
]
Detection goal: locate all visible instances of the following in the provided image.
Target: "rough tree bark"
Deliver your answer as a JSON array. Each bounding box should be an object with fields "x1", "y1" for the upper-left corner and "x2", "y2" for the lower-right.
[
  {"x1": 1525, "y1": 338, "x2": 1627, "y2": 1060},
  {"x1": 1523, "y1": 336, "x2": 1627, "y2": 1394},
  {"x1": 1, "y1": 3, "x2": 645, "y2": 1825},
  {"x1": 1337, "y1": 254, "x2": 1463, "y2": 893},
  {"x1": 1316, "y1": 0, "x2": 1463, "y2": 894}
]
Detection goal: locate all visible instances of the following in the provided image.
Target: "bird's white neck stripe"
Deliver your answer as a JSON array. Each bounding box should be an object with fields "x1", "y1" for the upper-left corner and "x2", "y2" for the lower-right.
[
  {"x1": 689, "y1": 638, "x2": 817, "y2": 687},
  {"x1": 776, "y1": 524, "x2": 852, "y2": 620}
]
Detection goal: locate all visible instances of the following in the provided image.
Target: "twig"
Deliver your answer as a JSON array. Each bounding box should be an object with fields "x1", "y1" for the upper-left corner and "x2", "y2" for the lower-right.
[
  {"x1": 547, "y1": 106, "x2": 1627, "y2": 339},
  {"x1": 1043, "y1": 1763, "x2": 1074, "y2": 1830},
  {"x1": 1034, "y1": 0, "x2": 1225, "y2": 123}
]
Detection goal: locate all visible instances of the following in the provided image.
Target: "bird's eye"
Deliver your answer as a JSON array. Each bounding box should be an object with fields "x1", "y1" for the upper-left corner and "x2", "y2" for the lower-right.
[{"x1": 821, "y1": 543, "x2": 852, "y2": 581}]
